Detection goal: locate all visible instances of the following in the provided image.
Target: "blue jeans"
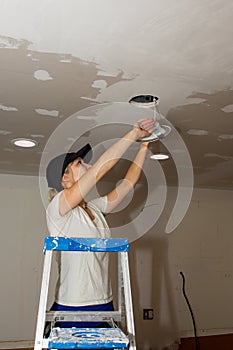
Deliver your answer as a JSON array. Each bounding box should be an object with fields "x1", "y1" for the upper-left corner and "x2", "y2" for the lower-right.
[{"x1": 50, "y1": 300, "x2": 114, "y2": 328}]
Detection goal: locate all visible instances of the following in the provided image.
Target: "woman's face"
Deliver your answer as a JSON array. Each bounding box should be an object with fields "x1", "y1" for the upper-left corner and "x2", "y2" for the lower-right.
[
  {"x1": 62, "y1": 157, "x2": 92, "y2": 189},
  {"x1": 69, "y1": 157, "x2": 92, "y2": 182}
]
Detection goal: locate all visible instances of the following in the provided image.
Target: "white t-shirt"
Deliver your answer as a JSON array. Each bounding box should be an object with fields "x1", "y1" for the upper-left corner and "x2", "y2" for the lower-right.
[{"x1": 46, "y1": 192, "x2": 113, "y2": 306}]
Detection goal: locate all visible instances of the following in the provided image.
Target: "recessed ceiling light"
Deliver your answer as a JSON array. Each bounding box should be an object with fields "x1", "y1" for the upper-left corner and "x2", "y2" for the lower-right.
[
  {"x1": 12, "y1": 138, "x2": 38, "y2": 148},
  {"x1": 150, "y1": 153, "x2": 169, "y2": 160}
]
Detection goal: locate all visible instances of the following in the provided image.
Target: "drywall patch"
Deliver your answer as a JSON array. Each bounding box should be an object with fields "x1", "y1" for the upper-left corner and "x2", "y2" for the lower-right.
[
  {"x1": 80, "y1": 97, "x2": 101, "y2": 103},
  {"x1": 97, "y1": 70, "x2": 119, "y2": 77},
  {"x1": 35, "y1": 109, "x2": 59, "y2": 117},
  {"x1": 186, "y1": 97, "x2": 207, "y2": 104},
  {"x1": 187, "y1": 129, "x2": 209, "y2": 136},
  {"x1": 92, "y1": 80, "x2": 108, "y2": 89},
  {"x1": 30, "y1": 134, "x2": 45, "y2": 138},
  {"x1": 218, "y1": 134, "x2": 233, "y2": 141},
  {"x1": 0, "y1": 104, "x2": 18, "y2": 112},
  {"x1": 60, "y1": 58, "x2": 72, "y2": 63},
  {"x1": 221, "y1": 104, "x2": 233, "y2": 113},
  {"x1": 27, "y1": 53, "x2": 39, "y2": 61},
  {"x1": 0, "y1": 130, "x2": 11, "y2": 135},
  {"x1": 34, "y1": 70, "x2": 53, "y2": 81},
  {"x1": 3, "y1": 148, "x2": 14, "y2": 152},
  {"x1": 0, "y1": 36, "x2": 31, "y2": 49},
  {"x1": 204, "y1": 153, "x2": 233, "y2": 161}
]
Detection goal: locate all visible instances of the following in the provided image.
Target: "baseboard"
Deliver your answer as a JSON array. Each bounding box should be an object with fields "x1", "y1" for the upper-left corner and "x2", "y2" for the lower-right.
[
  {"x1": 179, "y1": 333, "x2": 233, "y2": 350},
  {"x1": 0, "y1": 341, "x2": 34, "y2": 349}
]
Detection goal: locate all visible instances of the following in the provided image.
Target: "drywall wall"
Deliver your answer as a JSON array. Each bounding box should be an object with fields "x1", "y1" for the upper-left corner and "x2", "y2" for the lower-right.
[
  {"x1": 0, "y1": 174, "x2": 47, "y2": 344},
  {"x1": 0, "y1": 173, "x2": 232, "y2": 350},
  {"x1": 125, "y1": 188, "x2": 233, "y2": 350}
]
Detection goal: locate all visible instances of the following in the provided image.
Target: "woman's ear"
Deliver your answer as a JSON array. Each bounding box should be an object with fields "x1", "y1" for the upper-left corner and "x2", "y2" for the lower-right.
[
  {"x1": 61, "y1": 172, "x2": 69, "y2": 188},
  {"x1": 62, "y1": 172, "x2": 69, "y2": 181},
  {"x1": 62, "y1": 163, "x2": 75, "y2": 189}
]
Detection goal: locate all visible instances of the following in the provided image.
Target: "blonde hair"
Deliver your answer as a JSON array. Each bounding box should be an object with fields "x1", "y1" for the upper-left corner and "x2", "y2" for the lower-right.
[{"x1": 48, "y1": 188, "x2": 58, "y2": 202}]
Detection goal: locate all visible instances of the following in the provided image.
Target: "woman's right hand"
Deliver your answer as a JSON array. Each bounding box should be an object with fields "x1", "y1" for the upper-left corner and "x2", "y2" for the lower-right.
[{"x1": 133, "y1": 118, "x2": 155, "y2": 139}]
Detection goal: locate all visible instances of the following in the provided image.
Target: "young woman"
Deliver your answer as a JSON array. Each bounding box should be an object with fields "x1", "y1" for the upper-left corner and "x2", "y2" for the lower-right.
[{"x1": 45, "y1": 118, "x2": 154, "y2": 328}]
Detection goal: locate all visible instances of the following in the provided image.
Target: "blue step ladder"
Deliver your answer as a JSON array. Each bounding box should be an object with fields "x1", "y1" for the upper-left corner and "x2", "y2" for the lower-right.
[{"x1": 34, "y1": 237, "x2": 136, "y2": 350}]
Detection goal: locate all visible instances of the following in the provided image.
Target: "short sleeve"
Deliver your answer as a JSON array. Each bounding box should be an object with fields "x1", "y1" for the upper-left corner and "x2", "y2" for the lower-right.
[
  {"x1": 46, "y1": 191, "x2": 70, "y2": 236},
  {"x1": 46, "y1": 191, "x2": 62, "y2": 219}
]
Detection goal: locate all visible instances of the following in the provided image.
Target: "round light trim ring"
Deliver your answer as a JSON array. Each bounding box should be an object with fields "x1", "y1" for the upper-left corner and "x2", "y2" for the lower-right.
[
  {"x1": 12, "y1": 138, "x2": 38, "y2": 148},
  {"x1": 150, "y1": 153, "x2": 169, "y2": 160}
]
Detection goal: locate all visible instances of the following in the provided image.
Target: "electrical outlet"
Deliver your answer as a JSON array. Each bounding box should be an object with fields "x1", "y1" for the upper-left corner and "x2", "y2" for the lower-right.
[{"x1": 143, "y1": 308, "x2": 154, "y2": 320}]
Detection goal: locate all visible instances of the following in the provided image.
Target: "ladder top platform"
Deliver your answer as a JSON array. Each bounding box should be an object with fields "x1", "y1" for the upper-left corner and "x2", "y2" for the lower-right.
[
  {"x1": 44, "y1": 237, "x2": 129, "y2": 253},
  {"x1": 48, "y1": 327, "x2": 129, "y2": 349}
]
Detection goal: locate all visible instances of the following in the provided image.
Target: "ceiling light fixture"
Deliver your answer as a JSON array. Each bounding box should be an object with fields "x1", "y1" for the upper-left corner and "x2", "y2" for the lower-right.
[
  {"x1": 129, "y1": 94, "x2": 171, "y2": 142},
  {"x1": 150, "y1": 153, "x2": 169, "y2": 161},
  {"x1": 12, "y1": 138, "x2": 38, "y2": 148}
]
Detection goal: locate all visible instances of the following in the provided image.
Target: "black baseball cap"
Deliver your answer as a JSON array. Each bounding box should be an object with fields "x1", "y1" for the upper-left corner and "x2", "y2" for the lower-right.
[{"x1": 46, "y1": 143, "x2": 92, "y2": 192}]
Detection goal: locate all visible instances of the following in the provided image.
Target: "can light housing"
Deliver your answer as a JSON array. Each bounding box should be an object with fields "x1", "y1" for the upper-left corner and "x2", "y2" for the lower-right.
[
  {"x1": 11, "y1": 138, "x2": 38, "y2": 148},
  {"x1": 129, "y1": 94, "x2": 171, "y2": 142}
]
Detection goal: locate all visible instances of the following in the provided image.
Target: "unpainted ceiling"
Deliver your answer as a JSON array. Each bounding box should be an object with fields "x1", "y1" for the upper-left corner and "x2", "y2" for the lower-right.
[{"x1": 0, "y1": 0, "x2": 233, "y2": 190}]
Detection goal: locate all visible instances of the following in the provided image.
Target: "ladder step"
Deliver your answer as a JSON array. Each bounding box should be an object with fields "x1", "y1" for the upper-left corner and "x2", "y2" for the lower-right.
[
  {"x1": 48, "y1": 327, "x2": 129, "y2": 349},
  {"x1": 44, "y1": 237, "x2": 129, "y2": 252}
]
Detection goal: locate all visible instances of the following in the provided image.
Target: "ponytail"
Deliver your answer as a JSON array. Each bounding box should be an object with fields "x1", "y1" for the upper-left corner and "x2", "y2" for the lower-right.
[{"x1": 48, "y1": 188, "x2": 58, "y2": 202}]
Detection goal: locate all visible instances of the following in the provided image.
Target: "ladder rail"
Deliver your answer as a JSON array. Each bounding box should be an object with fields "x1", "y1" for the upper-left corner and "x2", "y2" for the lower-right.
[
  {"x1": 34, "y1": 250, "x2": 52, "y2": 350},
  {"x1": 118, "y1": 253, "x2": 126, "y2": 329},
  {"x1": 34, "y1": 237, "x2": 136, "y2": 350},
  {"x1": 121, "y1": 252, "x2": 136, "y2": 350}
]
